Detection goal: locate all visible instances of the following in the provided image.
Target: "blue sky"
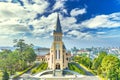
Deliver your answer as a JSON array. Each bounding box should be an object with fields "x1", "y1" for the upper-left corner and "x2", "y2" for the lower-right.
[{"x1": 0, "y1": 0, "x2": 120, "y2": 49}]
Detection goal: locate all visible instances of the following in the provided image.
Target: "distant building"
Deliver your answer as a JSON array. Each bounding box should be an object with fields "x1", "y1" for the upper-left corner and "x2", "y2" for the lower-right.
[
  {"x1": 77, "y1": 50, "x2": 90, "y2": 57},
  {"x1": 36, "y1": 55, "x2": 45, "y2": 61}
]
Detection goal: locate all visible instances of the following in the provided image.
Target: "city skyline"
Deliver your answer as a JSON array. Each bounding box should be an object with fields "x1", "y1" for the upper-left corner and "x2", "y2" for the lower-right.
[{"x1": 0, "y1": 0, "x2": 120, "y2": 49}]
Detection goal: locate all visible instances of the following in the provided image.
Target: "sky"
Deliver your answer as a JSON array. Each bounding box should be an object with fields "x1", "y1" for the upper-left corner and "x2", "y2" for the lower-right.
[{"x1": 0, "y1": 0, "x2": 120, "y2": 49}]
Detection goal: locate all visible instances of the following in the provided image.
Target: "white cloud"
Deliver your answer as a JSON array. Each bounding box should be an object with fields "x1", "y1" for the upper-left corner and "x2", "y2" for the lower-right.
[
  {"x1": 0, "y1": 1, "x2": 81, "y2": 40},
  {"x1": 6, "y1": 0, "x2": 12, "y2": 2},
  {"x1": 1, "y1": 1, "x2": 120, "y2": 47},
  {"x1": 97, "y1": 32, "x2": 106, "y2": 35},
  {"x1": 0, "y1": 37, "x2": 13, "y2": 46},
  {"x1": 31, "y1": 12, "x2": 58, "y2": 37},
  {"x1": 0, "y1": 1, "x2": 50, "y2": 39},
  {"x1": 0, "y1": 2, "x2": 31, "y2": 20},
  {"x1": 30, "y1": 12, "x2": 81, "y2": 38},
  {"x1": 22, "y1": 0, "x2": 49, "y2": 13},
  {"x1": 81, "y1": 12, "x2": 120, "y2": 28},
  {"x1": 53, "y1": 0, "x2": 65, "y2": 10},
  {"x1": 0, "y1": 24, "x2": 30, "y2": 35},
  {"x1": 52, "y1": 0, "x2": 68, "y2": 14},
  {"x1": 0, "y1": 2, "x2": 32, "y2": 37},
  {"x1": 67, "y1": 30, "x2": 92, "y2": 39},
  {"x1": 0, "y1": 2, "x2": 36, "y2": 22},
  {"x1": 61, "y1": 16, "x2": 82, "y2": 33},
  {"x1": 61, "y1": 17, "x2": 77, "y2": 28},
  {"x1": 0, "y1": 0, "x2": 49, "y2": 20},
  {"x1": 70, "y1": 8, "x2": 86, "y2": 16},
  {"x1": 62, "y1": 9, "x2": 68, "y2": 14}
]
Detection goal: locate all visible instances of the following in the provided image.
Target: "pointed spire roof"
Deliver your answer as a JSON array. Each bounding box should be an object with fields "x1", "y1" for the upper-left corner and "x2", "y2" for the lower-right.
[{"x1": 54, "y1": 13, "x2": 62, "y2": 33}]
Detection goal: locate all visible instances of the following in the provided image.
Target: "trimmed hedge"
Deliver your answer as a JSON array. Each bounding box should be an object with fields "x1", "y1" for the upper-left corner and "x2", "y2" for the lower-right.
[
  {"x1": 13, "y1": 63, "x2": 36, "y2": 78},
  {"x1": 31, "y1": 62, "x2": 48, "y2": 74},
  {"x1": 0, "y1": 71, "x2": 3, "y2": 80},
  {"x1": 68, "y1": 63, "x2": 85, "y2": 75}
]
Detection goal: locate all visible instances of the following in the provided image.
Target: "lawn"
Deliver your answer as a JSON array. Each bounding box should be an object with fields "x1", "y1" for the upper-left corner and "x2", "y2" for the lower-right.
[
  {"x1": 68, "y1": 63, "x2": 86, "y2": 75},
  {"x1": 0, "y1": 71, "x2": 3, "y2": 79},
  {"x1": 31, "y1": 62, "x2": 48, "y2": 74}
]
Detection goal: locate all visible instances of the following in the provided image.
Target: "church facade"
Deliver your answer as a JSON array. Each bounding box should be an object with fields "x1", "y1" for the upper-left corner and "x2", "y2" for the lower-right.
[
  {"x1": 36, "y1": 14, "x2": 71, "y2": 72},
  {"x1": 47, "y1": 14, "x2": 71, "y2": 70}
]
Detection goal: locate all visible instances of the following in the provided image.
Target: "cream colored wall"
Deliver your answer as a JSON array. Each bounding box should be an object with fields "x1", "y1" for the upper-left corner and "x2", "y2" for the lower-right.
[
  {"x1": 46, "y1": 49, "x2": 70, "y2": 70},
  {"x1": 46, "y1": 31, "x2": 70, "y2": 70},
  {"x1": 47, "y1": 42, "x2": 69, "y2": 70}
]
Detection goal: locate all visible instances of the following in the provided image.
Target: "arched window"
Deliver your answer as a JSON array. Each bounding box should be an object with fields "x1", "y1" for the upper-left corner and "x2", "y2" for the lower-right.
[
  {"x1": 52, "y1": 55, "x2": 53, "y2": 63},
  {"x1": 59, "y1": 50, "x2": 60, "y2": 59},
  {"x1": 56, "y1": 49, "x2": 60, "y2": 60},
  {"x1": 66, "y1": 58, "x2": 68, "y2": 61},
  {"x1": 63, "y1": 55, "x2": 64, "y2": 63},
  {"x1": 56, "y1": 63, "x2": 60, "y2": 69},
  {"x1": 56, "y1": 50, "x2": 57, "y2": 59}
]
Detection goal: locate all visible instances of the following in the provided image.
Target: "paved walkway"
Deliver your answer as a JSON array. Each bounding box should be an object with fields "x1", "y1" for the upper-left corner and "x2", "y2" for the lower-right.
[
  {"x1": 13, "y1": 62, "x2": 100, "y2": 80},
  {"x1": 33, "y1": 70, "x2": 53, "y2": 77},
  {"x1": 14, "y1": 75, "x2": 99, "y2": 80},
  {"x1": 40, "y1": 76, "x2": 99, "y2": 80}
]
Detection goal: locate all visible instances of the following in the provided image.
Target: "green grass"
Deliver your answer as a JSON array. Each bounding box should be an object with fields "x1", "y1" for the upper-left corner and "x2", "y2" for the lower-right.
[
  {"x1": 79, "y1": 63, "x2": 103, "y2": 80},
  {"x1": 0, "y1": 71, "x2": 3, "y2": 80},
  {"x1": 13, "y1": 63, "x2": 36, "y2": 78},
  {"x1": 79, "y1": 63, "x2": 96, "y2": 75},
  {"x1": 68, "y1": 63, "x2": 86, "y2": 75},
  {"x1": 31, "y1": 62, "x2": 48, "y2": 74}
]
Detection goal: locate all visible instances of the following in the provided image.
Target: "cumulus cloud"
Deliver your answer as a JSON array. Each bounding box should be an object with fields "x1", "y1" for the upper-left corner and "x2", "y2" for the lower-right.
[
  {"x1": 70, "y1": 8, "x2": 86, "y2": 16},
  {"x1": 0, "y1": 2, "x2": 31, "y2": 20},
  {"x1": 0, "y1": 1, "x2": 49, "y2": 39},
  {"x1": 0, "y1": 24, "x2": 30, "y2": 36},
  {"x1": 1, "y1": 1, "x2": 120, "y2": 42},
  {"x1": 60, "y1": 9, "x2": 68, "y2": 14},
  {"x1": 61, "y1": 17, "x2": 77, "y2": 29},
  {"x1": 30, "y1": 12, "x2": 80, "y2": 38},
  {"x1": 81, "y1": 12, "x2": 120, "y2": 28},
  {"x1": 0, "y1": 2, "x2": 33, "y2": 38},
  {"x1": 30, "y1": 12, "x2": 58, "y2": 37},
  {"x1": 0, "y1": 1, "x2": 83, "y2": 40},
  {"x1": 97, "y1": 32, "x2": 106, "y2": 35},
  {"x1": 27, "y1": 12, "x2": 120, "y2": 39},
  {"x1": 53, "y1": 0, "x2": 65, "y2": 10},
  {"x1": 67, "y1": 30, "x2": 92, "y2": 39},
  {"x1": 22, "y1": 0, "x2": 49, "y2": 13}
]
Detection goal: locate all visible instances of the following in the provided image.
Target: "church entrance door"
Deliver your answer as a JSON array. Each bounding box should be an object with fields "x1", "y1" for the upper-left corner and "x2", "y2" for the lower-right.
[{"x1": 56, "y1": 63, "x2": 60, "y2": 69}]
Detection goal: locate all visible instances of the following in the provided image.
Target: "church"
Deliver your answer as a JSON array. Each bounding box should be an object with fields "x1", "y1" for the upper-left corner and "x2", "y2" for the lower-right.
[
  {"x1": 36, "y1": 13, "x2": 71, "y2": 75},
  {"x1": 47, "y1": 14, "x2": 71, "y2": 70}
]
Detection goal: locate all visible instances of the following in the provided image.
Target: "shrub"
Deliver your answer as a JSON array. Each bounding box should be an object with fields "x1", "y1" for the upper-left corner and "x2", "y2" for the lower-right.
[
  {"x1": 68, "y1": 63, "x2": 85, "y2": 75},
  {"x1": 13, "y1": 63, "x2": 36, "y2": 78},
  {"x1": 31, "y1": 62, "x2": 48, "y2": 74},
  {"x1": 2, "y1": 71, "x2": 9, "y2": 80}
]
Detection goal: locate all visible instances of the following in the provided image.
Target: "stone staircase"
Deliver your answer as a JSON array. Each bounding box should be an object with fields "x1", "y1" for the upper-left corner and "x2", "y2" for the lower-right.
[
  {"x1": 53, "y1": 70, "x2": 63, "y2": 76},
  {"x1": 41, "y1": 78, "x2": 77, "y2": 80}
]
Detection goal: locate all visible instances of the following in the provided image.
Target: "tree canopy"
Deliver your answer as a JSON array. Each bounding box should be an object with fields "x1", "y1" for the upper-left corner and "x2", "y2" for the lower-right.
[
  {"x1": 0, "y1": 39, "x2": 36, "y2": 76},
  {"x1": 101, "y1": 55, "x2": 120, "y2": 79}
]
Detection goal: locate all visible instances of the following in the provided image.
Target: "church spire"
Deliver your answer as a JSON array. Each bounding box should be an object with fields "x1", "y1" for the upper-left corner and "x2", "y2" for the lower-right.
[{"x1": 54, "y1": 13, "x2": 62, "y2": 33}]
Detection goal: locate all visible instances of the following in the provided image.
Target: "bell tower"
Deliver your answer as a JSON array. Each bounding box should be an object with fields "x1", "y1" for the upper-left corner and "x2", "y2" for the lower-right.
[
  {"x1": 54, "y1": 13, "x2": 62, "y2": 42},
  {"x1": 48, "y1": 13, "x2": 68, "y2": 73}
]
